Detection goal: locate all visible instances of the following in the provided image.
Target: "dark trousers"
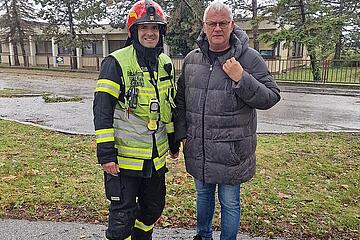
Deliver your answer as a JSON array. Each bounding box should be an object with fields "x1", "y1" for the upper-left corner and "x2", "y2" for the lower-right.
[{"x1": 105, "y1": 171, "x2": 166, "y2": 240}]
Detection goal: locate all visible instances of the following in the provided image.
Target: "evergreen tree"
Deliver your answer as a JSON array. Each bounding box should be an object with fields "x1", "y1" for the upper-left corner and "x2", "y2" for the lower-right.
[
  {"x1": 322, "y1": 0, "x2": 359, "y2": 61},
  {"x1": 0, "y1": 0, "x2": 36, "y2": 66},
  {"x1": 166, "y1": 0, "x2": 209, "y2": 56},
  {"x1": 35, "y1": 0, "x2": 106, "y2": 69},
  {"x1": 262, "y1": 0, "x2": 326, "y2": 81},
  {"x1": 224, "y1": 0, "x2": 275, "y2": 51}
]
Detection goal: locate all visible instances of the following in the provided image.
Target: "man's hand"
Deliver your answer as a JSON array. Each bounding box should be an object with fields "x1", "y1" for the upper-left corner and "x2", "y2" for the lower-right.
[
  {"x1": 101, "y1": 162, "x2": 119, "y2": 176},
  {"x1": 222, "y1": 57, "x2": 244, "y2": 82},
  {"x1": 182, "y1": 138, "x2": 187, "y2": 147}
]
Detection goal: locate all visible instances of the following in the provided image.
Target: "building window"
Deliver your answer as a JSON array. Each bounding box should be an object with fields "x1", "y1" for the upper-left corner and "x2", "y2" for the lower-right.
[
  {"x1": 292, "y1": 42, "x2": 303, "y2": 58},
  {"x1": 108, "y1": 40, "x2": 126, "y2": 53},
  {"x1": 36, "y1": 41, "x2": 52, "y2": 55},
  {"x1": 83, "y1": 41, "x2": 103, "y2": 56},
  {"x1": 58, "y1": 46, "x2": 71, "y2": 55}
]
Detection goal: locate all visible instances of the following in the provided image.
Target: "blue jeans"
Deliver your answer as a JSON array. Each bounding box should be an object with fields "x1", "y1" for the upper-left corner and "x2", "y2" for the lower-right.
[{"x1": 195, "y1": 179, "x2": 241, "y2": 240}]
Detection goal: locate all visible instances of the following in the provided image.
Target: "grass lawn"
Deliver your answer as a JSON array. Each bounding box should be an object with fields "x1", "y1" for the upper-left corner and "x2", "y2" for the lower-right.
[
  {"x1": 0, "y1": 119, "x2": 359, "y2": 239},
  {"x1": 275, "y1": 67, "x2": 360, "y2": 84}
]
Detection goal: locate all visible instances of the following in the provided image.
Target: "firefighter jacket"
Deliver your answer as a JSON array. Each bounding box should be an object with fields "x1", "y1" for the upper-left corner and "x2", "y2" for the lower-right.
[{"x1": 94, "y1": 45, "x2": 177, "y2": 177}]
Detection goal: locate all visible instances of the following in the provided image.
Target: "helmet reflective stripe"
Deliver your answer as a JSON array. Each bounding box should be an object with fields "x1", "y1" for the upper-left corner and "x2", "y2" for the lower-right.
[
  {"x1": 134, "y1": 219, "x2": 154, "y2": 232},
  {"x1": 95, "y1": 79, "x2": 121, "y2": 98}
]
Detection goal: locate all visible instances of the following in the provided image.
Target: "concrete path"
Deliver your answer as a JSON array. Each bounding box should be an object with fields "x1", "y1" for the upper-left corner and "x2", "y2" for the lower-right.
[{"x1": 0, "y1": 219, "x2": 271, "y2": 240}]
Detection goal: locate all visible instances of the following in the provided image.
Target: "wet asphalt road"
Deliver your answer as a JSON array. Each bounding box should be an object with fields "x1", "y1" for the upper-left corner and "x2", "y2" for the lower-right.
[
  {"x1": 0, "y1": 71, "x2": 360, "y2": 134},
  {"x1": 0, "y1": 70, "x2": 360, "y2": 240}
]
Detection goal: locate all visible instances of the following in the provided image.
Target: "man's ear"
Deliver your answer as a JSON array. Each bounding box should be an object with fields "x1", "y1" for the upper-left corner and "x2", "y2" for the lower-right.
[
  {"x1": 231, "y1": 21, "x2": 235, "y2": 31},
  {"x1": 202, "y1": 22, "x2": 206, "y2": 34}
]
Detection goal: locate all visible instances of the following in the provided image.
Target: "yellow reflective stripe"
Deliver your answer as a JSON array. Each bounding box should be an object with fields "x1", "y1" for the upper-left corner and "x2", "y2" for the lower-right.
[
  {"x1": 125, "y1": 236, "x2": 131, "y2": 240},
  {"x1": 95, "y1": 86, "x2": 119, "y2": 98},
  {"x1": 158, "y1": 82, "x2": 172, "y2": 90},
  {"x1": 153, "y1": 154, "x2": 166, "y2": 170},
  {"x1": 118, "y1": 145, "x2": 152, "y2": 158},
  {"x1": 134, "y1": 219, "x2": 154, "y2": 232},
  {"x1": 96, "y1": 128, "x2": 115, "y2": 143},
  {"x1": 157, "y1": 139, "x2": 169, "y2": 156},
  {"x1": 165, "y1": 122, "x2": 174, "y2": 133},
  {"x1": 96, "y1": 136, "x2": 115, "y2": 143},
  {"x1": 143, "y1": 71, "x2": 158, "y2": 78},
  {"x1": 97, "y1": 79, "x2": 120, "y2": 90},
  {"x1": 96, "y1": 128, "x2": 114, "y2": 135},
  {"x1": 138, "y1": 87, "x2": 155, "y2": 91},
  {"x1": 95, "y1": 79, "x2": 120, "y2": 98},
  {"x1": 117, "y1": 156, "x2": 144, "y2": 170},
  {"x1": 138, "y1": 91, "x2": 155, "y2": 97},
  {"x1": 159, "y1": 89, "x2": 171, "y2": 95},
  {"x1": 120, "y1": 145, "x2": 152, "y2": 153}
]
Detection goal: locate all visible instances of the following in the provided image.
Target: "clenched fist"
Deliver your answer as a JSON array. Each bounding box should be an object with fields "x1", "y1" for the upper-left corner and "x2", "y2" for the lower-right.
[{"x1": 222, "y1": 57, "x2": 244, "y2": 82}]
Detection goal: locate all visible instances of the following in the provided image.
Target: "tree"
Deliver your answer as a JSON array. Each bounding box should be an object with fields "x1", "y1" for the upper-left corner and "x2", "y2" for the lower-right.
[
  {"x1": 35, "y1": 0, "x2": 106, "y2": 69},
  {"x1": 0, "y1": 0, "x2": 36, "y2": 66},
  {"x1": 166, "y1": 0, "x2": 210, "y2": 56},
  {"x1": 322, "y1": 0, "x2": 360, "y2": 61},
  {"x1": 0, "y1": 0, "x2": 18, "y2": 65},
  {"x1": 224, "y1": 0, "x2": 275, "y2": 51},
  {"x1": 262, "y1": 0, "x2": 327, "y2": 81}
]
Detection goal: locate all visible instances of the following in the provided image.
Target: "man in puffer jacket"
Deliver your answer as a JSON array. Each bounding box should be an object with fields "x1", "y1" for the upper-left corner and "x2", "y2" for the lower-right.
[{"x1": 174, "y1": 1, "x2": 281, "y2": 240}]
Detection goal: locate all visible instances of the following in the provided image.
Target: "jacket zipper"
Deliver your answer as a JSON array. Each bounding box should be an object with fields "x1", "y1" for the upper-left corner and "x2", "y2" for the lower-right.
[
  {"x1": 202, "y1": 63, "x2": 212, "y2": 182},
  {"x1": 148, "y1": 64, "x2": 160, "y2": 170}
]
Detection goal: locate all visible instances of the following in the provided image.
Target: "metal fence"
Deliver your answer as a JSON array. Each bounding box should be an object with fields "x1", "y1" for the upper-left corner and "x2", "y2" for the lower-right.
[
  {"x1": 172, "y1": 58, "x2": 360, "y2": 85},
  {"x1": 266, "y1": 59, "x2": 360, "y2": 85},
  {"x1": 0, "y1": 54, "x2": 103, "y2": 71},
  {"x1": 1, "y1": 54, "x2": 359, "y2": 85}
]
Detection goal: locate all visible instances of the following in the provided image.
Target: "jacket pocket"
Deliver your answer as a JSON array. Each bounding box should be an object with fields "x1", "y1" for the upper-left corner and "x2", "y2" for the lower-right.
[
  {"x1": 230, "y1": 136, "x2": 256, "y2": 165},
  {"x1": 104, "y1": 173, "x2": 123, "y2": 202}
]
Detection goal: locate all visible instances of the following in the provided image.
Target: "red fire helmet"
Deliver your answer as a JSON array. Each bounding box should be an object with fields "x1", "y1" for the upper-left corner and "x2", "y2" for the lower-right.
[{"x1": 127, "y1": 0, "x2": 167, "y2": 37}]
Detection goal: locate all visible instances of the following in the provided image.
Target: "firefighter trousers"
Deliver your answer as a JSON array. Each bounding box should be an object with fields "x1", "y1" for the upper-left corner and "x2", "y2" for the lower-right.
[{"x1": 105, "y1": 171, "x2": 166, "y2": 240}]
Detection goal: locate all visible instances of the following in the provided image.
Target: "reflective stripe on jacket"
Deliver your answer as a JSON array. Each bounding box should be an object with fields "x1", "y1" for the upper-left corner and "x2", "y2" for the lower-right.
[{"x1": 110, "y1": 45, "x2": 175, "y2": 171}]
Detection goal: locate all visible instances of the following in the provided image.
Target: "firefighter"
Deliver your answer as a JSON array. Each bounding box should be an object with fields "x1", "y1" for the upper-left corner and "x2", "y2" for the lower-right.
[{"x1": 93, "y1": 0, "x2": 179, "y2": 239}]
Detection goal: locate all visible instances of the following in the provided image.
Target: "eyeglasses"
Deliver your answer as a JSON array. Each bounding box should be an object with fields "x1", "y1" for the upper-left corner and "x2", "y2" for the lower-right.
[{"x1": 205, "y1": 21, "x2": 231, "y2": 29}]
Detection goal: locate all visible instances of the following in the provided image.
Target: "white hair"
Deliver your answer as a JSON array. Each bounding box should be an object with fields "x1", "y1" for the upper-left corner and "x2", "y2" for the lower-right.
[{"x1": 203, "y1": 1, "x2": 233, "y2": 22}]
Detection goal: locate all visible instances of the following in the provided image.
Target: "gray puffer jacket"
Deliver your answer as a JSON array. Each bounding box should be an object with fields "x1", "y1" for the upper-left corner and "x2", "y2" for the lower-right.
[{"x1": 174, "y1": 26, "x2": 281, "y2": 185}]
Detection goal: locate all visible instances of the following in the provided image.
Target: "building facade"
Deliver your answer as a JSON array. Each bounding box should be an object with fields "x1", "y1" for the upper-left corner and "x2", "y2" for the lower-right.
[{"x1": 0, "y1": 20, "x2": 307, "y2": 74}]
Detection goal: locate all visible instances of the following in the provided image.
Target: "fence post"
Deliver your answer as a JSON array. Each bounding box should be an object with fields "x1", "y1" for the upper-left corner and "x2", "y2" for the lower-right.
[
  {"x1": 47, "y1": 56, "x2": 50, "y2": 68},
  {"x1": 322, "y1": 60, "x2": 329, "y2": 83}
]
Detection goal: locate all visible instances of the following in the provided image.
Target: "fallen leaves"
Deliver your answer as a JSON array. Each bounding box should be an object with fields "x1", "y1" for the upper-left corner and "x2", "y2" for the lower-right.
[
  {"x1": 278, "y1": 192, "x2": 291, "y2": 199},
  {"x1": 1, "y1": 175, "x2": 17, "y2": 181}
]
